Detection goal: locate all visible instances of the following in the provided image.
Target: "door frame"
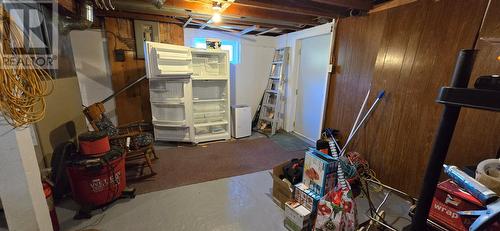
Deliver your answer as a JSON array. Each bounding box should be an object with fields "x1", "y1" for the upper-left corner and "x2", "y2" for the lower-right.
[{"x1": 291, "y1": 27, "x2": 335, "y2": 143}]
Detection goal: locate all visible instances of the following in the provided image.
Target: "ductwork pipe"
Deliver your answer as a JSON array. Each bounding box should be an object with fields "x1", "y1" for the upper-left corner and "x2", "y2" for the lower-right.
[{"x1": 60, "y1": 0, "x2": 94, "y2": 34}]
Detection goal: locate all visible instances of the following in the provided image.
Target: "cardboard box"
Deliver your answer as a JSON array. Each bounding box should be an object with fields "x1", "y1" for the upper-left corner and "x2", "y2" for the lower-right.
[
  {"x1": 284, "y1": 218, "x2": 309, "y2": 231},
  {"x1": 303, "y1": 149, "x2": 336, "y2": 196},
  {"x1": 294, "y1": 183, "x2": 321, "y2": 212},
  {"x1": 271, "y1": 161, "x2": 294, "y2": 209},
  {"x1": 284, "y1": 201, "x2": 311, "y2": 231},
  {"x1": 429, "y1": 179, "x2": 500, "y2": 231}
]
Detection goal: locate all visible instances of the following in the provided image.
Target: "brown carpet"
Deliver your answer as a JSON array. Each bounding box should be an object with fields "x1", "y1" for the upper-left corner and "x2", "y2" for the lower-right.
[{"x1": 128, "y1": 138, "x2": 305, "y2": 195}]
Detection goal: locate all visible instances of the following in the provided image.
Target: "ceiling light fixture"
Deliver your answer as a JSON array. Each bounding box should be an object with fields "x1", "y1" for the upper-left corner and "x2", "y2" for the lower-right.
[
  {"x1": 211, "y1": 1, "x2": 223, "y2": 23},
  {"x1": 212, "y1": 12, "x2": 222, "y2": 23},
  {"x1": 212, "y1": 2, "x2": 223, "y2": 10}
]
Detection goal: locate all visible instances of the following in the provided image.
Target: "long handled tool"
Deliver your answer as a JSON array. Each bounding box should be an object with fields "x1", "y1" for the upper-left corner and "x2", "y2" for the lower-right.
[
  {"x1": 340, "y1": 90, "x2": 385, "y2": 156},
  {"x1": 347, "y1": 88, "x2": 371, "y2": 142}
]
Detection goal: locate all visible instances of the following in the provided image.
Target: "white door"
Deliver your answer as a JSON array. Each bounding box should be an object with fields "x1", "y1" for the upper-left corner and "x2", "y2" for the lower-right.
[{"x1": 294, "y1": 34, "x2": 331, "y2": 142}]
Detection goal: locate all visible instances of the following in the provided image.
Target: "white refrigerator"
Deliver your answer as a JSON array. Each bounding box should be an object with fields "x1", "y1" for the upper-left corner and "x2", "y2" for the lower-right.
[{"x1": 144, "y1": 41, "x2": 231, "y2": 143}]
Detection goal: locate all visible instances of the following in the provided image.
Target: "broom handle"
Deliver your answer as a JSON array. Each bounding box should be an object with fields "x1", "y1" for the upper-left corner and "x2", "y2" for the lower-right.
[
  {"x1": 347, "y1": 88, "x2": 371, "y2": 141},
  {"x1": 340, "y1": 90, "x2": 385, "y2": 156},
  {"x1": 101, "y1": 75, "x2": 147, "y2": 104}
]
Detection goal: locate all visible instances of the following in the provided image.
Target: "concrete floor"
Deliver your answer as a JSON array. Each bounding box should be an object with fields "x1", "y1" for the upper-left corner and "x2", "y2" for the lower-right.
[
  {"x1": 0, "y1": 133, "x2": 412, "y2": 230},
  {"x1": 57, "y1": 171, "x2": 288, "y2": 231},
  {"x1": 56, "y1": 170, "x2": 412, "y2": 231}
]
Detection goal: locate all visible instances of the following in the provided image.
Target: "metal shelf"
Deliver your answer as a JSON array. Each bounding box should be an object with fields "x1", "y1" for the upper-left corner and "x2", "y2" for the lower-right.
[{"x1": 437, "y1": 87, "x2": 500, "y2": 112}]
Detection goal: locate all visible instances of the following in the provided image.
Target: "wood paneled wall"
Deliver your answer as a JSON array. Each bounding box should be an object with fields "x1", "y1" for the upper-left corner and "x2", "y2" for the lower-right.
[
  {"x1": 104, "y1": 18, "x2": 184, "y2": 125},
  {"x1": 324, "y1": 0, "x2": 500, "y2": 196},
  {"x1": 448, "y1": 0, "x2": 500, "y2": 168}
]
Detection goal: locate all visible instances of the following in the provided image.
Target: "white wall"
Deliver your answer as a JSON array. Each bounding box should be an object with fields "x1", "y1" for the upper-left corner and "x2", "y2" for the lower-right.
[
  {"x1": 0, "y1": 122, "x2": 52, "y2": 231},
  {"x1": 70, "y1": 29, "x2": 117, "y2": 126},
  {"x1": 276, "y1": 23, "x2": 334, "y2": 132},
  {"x1": 184, "y1": 29, "x2": 277, "y2": 118}
]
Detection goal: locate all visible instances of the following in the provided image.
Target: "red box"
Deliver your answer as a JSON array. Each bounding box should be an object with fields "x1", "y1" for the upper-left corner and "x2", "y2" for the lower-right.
[{"x1": 429, "y1": 179, "x2": 500, "y2": 231}]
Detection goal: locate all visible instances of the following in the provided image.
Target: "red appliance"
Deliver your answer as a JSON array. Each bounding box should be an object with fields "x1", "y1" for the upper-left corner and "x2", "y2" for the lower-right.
[
  {"x1": 67, "y1": 149, "x2": 126, "y2": 207},
  {"x1": 43, "y1": 182, "x2": 59, "y2": 231},
  {"x1": 429, "y1": 179, "x2": 500, "y2": 231},
  {"x1": 78, "y1": 131, "x2": 110, "y2": 156}
]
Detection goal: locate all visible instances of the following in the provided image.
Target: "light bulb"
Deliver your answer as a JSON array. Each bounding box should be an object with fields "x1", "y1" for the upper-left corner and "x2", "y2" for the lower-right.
[{"x1": 212, "y1": 12, "x2": 222, "y2": 23}]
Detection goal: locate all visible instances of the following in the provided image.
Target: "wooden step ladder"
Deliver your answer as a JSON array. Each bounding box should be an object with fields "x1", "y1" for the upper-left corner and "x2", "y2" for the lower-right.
[{"x1": 255, "y1": 47, "x2": 289, "y2": 136}]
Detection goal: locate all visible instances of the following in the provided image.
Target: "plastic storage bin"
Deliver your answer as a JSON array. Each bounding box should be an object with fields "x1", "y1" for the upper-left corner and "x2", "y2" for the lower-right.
[
  {"x1": 151, "y1": 103, "x2": 186, "y2": 124},
  {"x1": 192, "y1": 80, "x2": 227, "y2": 100},
  {"x1": 149, "y1": 79, "x2": 185, "y2": 102},
  {"x1": 154, "y1": 125, "x2": 190, "y2": 141}
]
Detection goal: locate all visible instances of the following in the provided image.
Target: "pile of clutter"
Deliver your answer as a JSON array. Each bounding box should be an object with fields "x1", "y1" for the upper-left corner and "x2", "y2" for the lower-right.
[
  {"x1": 272, "y1": 128, "x2": 365, "y2": 231},
  {"x1": 427, "y1": 161, "x2": 500, "y2": 230}
]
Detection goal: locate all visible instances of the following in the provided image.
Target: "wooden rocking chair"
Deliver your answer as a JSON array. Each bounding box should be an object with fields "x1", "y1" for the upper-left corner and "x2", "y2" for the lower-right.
[{"x1": 83, "y1": 102, "x2": 157, "y2": 178}]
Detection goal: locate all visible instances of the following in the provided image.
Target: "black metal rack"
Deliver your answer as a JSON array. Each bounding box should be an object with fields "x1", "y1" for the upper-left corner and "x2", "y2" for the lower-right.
[{"x1": 410, "y1": 49, "x2": 500, "y2": 229}]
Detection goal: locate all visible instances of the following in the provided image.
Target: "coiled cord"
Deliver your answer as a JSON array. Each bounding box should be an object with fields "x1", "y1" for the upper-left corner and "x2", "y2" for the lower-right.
[{"x1": 0, "y1": 11, "x2": 54, "y2": 127}]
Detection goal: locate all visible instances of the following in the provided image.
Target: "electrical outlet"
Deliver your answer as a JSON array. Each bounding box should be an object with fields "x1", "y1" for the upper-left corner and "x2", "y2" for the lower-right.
[{"x1": 114, "y1": 49, "x2": 126, "y2": 62}]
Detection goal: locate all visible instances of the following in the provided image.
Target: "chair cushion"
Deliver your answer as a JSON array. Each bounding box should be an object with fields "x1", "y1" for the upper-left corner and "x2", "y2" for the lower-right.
[
  {"x1": 95, "y1": 115, "x2": 119, "y2": 136},
  {"x1": 132, "y1": 132, "x2": 154, "y2": 147}
]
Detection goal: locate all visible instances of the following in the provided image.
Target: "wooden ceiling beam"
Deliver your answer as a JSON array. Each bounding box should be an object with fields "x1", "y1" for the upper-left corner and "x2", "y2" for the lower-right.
[
  {"x1": 113, "y1": 0, "x2": 315, "y2": 28},
  {"x1": 256, "y1": 27, "x2": 278, "y2": 35},
  {"x1": 310, "y1": 0, "x2": 372, "y2": 11},
  {"x1": 191, "y1": 19, "x2": 240, "y2": 33},
  {"x1": 221, "y1": 19, "x2": 303, "y2": 30},
  {"x1": 183, "y1": 17, "x2": 193, "y2": 27},
  {"x1": 162, "y1": 0, "x2": 320, "y2": 25},
  {"x1": 223, "y1": 4, "x2": 320, "y2": 25},
  {"x1": 95, "y1": 10, "x2": 184, "y2": 24},
  {"x1": 238, "y1": 25, "x2": 259, "y2": 35},
  {"x1": 232, "y1": 0, "x2": 346, "y2": 18},
  {"x1": 369, "y1": 0, "x2": 417, "y2": 14}
]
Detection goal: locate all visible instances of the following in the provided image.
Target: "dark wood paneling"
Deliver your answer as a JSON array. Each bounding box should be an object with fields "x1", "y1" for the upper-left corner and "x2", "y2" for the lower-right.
[
  {"x1": 104, "y1": 17, "x2": 184, "y2": 125},
  {"x1": 446, "y1": 0, "x2": 500, "y2": 173},
  {"x1": 324, "y1": 0, "x2": 495, "y2": 196},
  {"x1": 478, "y1": 0, "x2": 500, "y2": 39},
  {"x1": 324, "y1": 11, "x2": 387, "y2": 144}
]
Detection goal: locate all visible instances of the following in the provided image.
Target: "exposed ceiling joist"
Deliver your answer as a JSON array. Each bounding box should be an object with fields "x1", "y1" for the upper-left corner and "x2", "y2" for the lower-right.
[
  {"x1": 369, "y1": 0, "x2": 416, "y2": 14},
  {"x1": 232, "y1": 0, "x2": 346, "y2": 18},
  {"x1": 183, "y1": 17, "x2": 193, "y2": 27},
  {"x1": 310, "y1": 0, "x2": 372, "y2": 11},
  {"x1": 238, "y1": 25, "x2": 259, "y2": 35},
  {"x1": 200, "y1": 21, "x2": 210, "y2": 29},
  {"x1": 221, "y1": 19, "x2": 303, "y2": 30},
  {"x1": 191, "y1": 19, "x2": 240, "y2": 33},
  {"x1": 95, "y1": 10, "x2": 183, "y2": 24},
  {"x1": 161, "y1": 0, "x2": 321, "y2": 26},
  {"x1": 256, "y1": 27, "x2": 278, "y2": 36},
  {"x1": 114, "y1": 0, "x2": 314, "y2": 28}
]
